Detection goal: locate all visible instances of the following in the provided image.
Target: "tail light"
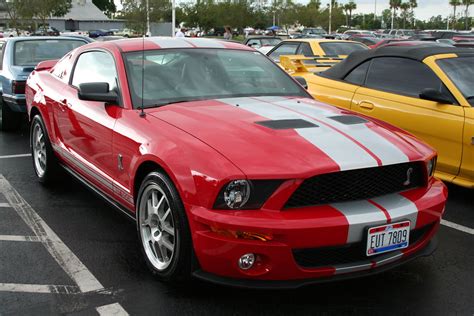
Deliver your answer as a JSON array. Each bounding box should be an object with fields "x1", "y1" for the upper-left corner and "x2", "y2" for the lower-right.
[{"x1": 12, "y1": 80, "x2": 26, "y2": 94}]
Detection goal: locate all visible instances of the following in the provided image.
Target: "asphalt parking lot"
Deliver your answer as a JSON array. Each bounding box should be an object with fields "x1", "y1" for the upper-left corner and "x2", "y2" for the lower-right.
[{"x1": 0, "y1": 124, "x2": 473, "y2": 315}]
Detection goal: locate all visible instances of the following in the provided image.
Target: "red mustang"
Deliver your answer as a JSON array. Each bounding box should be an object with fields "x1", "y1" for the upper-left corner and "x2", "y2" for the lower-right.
[{"x1": 26, "y1": 38, "x2": 447, "y2": 288}]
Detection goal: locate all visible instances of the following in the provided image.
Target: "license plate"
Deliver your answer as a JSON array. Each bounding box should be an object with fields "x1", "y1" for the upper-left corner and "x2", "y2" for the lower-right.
[{"x1": 366, "y1": 221, "x2": 410, "y2": 256}]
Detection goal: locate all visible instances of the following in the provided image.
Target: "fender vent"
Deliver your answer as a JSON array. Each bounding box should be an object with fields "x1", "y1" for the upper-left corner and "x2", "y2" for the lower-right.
[{"x1": 255, "y1": 119, "x2": 318, "y2": 130}]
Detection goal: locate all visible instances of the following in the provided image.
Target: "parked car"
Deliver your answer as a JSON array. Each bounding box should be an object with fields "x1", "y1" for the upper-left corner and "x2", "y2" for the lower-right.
[
  {"x1": 95, "y1": 36, "x2": 126, "y2": 42},
  {"x1": 32, "y1": 27, "x2": 60, "y2": 36},
  {"x1": 88, "y1": 29, "x2": 113, "y2": 38},
  {"x1": 343, "y1": 30, "x2": 375, "y2": 38},
  {"x1": 378, "y1": 40, "x2": 453, "y2": 48},
  {"x1": 301, "y1": 27, "x2": 327, "y2": 36},
  {"x1": 348, "y1": 36, "x2": 383, "y2": 48},
  {"x1": 388, "y1": 29, "x2": 415, "y2": 39},
  {"x1": 242, "y1": 36, "x2": 282, "y2": 54},
  {"x1": 114, "y1": 28, "x2": 140, "y2": 38},
  {"x1": 0, "y1": 36, "x2": 90, "y2": 130},
  {"x1": 304, "y1": 46, "x2": 474, "y2": 188},
  {"x1": 26, "y1": 37, "x2": 446, "y2": 286},
  {"x1": 267, "y1": 39, "x2": 368, "y2": 63}
]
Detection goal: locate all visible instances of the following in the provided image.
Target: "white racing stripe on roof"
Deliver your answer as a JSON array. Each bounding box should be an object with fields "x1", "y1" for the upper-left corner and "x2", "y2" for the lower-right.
[
  {"x1": 371, "y1": 194, "x2": 418, "y2": 228},
  {"x1": 151, "y1": 37, "x2": 194, "y2": 48},
  {"x1": 218, "y1": 97, "x2": 378, "y2": 171},
  {"x1": 331, "y1": 200, "x2": 387, "y2": 243},
  {"x1": 184, "y1": 38, "x2": 226, "y2": 48},
  {"x1": 271, "y1": 99, "x2": 410, "y2": 165}
]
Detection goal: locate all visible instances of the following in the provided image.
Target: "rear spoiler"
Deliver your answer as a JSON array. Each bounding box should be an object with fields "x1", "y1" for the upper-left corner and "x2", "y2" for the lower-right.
[
  {"x1": 35, "y1": 59, "x2": 58, "y2": 72},
  {"x1": 279, "y1": 55, "x2": 344, "y2": 73}
]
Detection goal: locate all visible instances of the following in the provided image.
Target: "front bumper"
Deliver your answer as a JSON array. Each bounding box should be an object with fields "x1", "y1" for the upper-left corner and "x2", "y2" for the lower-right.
[{"x1": 188, "y1": 179, "x2": 446, "y2": 285}]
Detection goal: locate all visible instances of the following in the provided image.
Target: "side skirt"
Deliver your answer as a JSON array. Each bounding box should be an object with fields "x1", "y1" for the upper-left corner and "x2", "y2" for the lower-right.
[{"x1": 61, "y1": 164, "x2": 136, "y2": 222}]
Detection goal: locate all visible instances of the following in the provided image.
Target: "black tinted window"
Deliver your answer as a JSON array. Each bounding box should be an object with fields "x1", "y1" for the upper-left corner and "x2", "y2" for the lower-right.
[
  {"x1": 319, "y1": 42, "x2": 368, "y2": 56},
  {"x1": 297, "y1": 43, "x2": 313, "y2": 56},
  {"x1": 344, "y1": 61, "x2": 370, "y2": 85},
  {"x1": 269, "y1": 43, "x2": 299, "y2": 62},
  {"x1": 365, "y1": 57, "x2": 449, "y2": 98}
]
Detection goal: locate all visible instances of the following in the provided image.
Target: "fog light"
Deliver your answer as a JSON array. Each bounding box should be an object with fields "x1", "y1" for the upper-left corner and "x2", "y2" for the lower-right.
[{"x1": 238, "y1": 253, "x2": 255, "y2": 270}]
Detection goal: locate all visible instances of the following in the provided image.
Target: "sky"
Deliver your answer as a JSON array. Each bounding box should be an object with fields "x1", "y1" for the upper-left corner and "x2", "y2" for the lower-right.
[{"x1": 113, "y1": 0, "x2": 472, "y2": 21}]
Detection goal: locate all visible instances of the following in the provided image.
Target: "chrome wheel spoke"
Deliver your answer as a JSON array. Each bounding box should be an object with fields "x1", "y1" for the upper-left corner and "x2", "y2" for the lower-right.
[
  {"x1": 161, "y1": 237, "x2": 174, "y2": 251},
  {"x1": 162, "y1": 223, "x2": 175, "y2": 236}
]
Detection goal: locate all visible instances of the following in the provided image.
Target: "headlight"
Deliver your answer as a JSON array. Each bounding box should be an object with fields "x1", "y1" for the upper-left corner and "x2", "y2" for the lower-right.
[
  {"x1": 213, "y1": 180, "x2": 283, "y2": 210},
  {"x1": 224, "y1": 180, "x2": 251, "y2": 209},
  {"x1": 426, "y1": 156, "x2": 437, "y2": 178}
]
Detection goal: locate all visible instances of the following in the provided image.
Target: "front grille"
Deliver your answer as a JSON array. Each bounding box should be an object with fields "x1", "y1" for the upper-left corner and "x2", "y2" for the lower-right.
[
  {"x1": 293, "y1": 224, "x2": 433, "y2": 268},
  {"x1": 285, "y1": 162, "x2": 425, "y2": 208}
]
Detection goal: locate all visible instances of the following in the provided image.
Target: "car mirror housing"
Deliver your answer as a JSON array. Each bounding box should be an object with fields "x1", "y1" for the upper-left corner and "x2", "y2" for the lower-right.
[
  {"x1": 294, "y1": 76, "x2": 308, "y2": 89},
  {"x1": 419, "y1": 88, "x2": 453, "y2": 105},
  {"x1": 78, "y1": 82, "x2": 118, "y2": 104}
]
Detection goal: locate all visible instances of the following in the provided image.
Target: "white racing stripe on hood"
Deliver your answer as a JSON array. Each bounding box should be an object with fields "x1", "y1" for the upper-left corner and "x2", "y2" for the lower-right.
[
  {"x1": 269, "y1": 99, "x2": 410, "y2": 165},
  {"x1": 218, "y1": 97, "x2": 378, "y2": 171},
  {"x1": 371, "y1": 194, "x2": 418, "y2": 228},
  {"x1": 331, "y1": 200, "x2": 387, "y2": 243}
]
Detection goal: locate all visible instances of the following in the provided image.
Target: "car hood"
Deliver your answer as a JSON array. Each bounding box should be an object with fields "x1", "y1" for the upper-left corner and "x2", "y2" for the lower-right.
[{"x1": 148, "y1": 96, "x2": 431, "y2": 178}]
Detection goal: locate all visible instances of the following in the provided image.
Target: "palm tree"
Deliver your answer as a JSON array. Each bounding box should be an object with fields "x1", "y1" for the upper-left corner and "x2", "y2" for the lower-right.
[
  {"x1": 343, "y1": 3, "x2": 350, "y2": 26},
  {"x1": 389, "y1": 0, "x2": 402, "y2": 30},
  {"x1": 409, "y1": 0, "x2": 417, "y2": 26},
  {"x1": 400, "y1": 2, "x2": 410, "y2": 28},
  {"x1": 462, "y1": 0, "x2": 473, "y2": 30},
  {"x1": 450, "y1": 0, "x2": 461, "y2": 29},
  {"x1": 346, "y1": 1, "x2": 356, "y2": 27}
]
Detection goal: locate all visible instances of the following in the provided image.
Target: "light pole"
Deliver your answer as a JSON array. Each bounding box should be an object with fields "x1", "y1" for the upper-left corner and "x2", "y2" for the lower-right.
[
  {"x1": 374, "y1": 0, "x2": 377, "y2": 20},
  {"x1": 329, "y1": 1, "x2": 332, "y2": 34},
  {"x1": 146, "y1": 0, "x2": 150, "y2": 36},
  {"x1": 172, "y1": 0, "x2": 176, "y2": 37}
]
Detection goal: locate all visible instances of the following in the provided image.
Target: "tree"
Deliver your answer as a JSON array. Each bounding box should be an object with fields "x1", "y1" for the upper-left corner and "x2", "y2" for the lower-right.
[
  {"x1": 36, "y1": 0, "x2": 72, "y2": 32},
  {"x1": 462, "y1": 0, "x2": 473, "y2": 30},
  {"x1": 409, "y1": 0, "x2": 417, "y2": 26},
  {"x1": 92, "y1": 0, "x2": 116, "y2": 17},
  {"x1": 400, "y1": 2, "x2": 410, "y2": 28},
  {"x1": 345, "y1": 1, "x2": 356, "y2": 27},
  {"x1": 0, "y1": 0, "x2": 34, "y2": 35},
  {"x1": 389, "y1": 0, "x2": 401, "y2": 29},
  {"x1": 450, "y1": 0, "x2": 461, "y2": 29}
]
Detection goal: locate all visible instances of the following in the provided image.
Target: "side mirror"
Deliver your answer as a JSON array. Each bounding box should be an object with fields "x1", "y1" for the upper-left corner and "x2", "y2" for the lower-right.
[
  {"x1": 294, "y1": 76, "x2": 308, "y2": 89},
  {"x1": 419, "y1": 88, "x2": 452, "y2": 104},
  {"x1": 78, "y1": 82, "x2": 118, "y2": 104}
]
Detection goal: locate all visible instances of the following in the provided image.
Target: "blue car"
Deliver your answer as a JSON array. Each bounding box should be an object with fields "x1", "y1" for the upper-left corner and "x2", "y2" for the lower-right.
[
  {"x1": 88, "y1": 29, "x2": 114, "y2": 38},
  {"x1": 0, "y1": 36, "x2": 90, "y2": 130}
]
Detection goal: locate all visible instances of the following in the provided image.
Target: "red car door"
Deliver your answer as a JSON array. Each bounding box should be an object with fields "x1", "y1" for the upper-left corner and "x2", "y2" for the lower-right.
[{"x1": 53, "y1": 50, "x2": 120, "y2": 196}]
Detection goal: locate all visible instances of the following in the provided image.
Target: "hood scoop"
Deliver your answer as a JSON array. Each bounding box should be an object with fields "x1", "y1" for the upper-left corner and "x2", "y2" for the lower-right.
[
  {"x1": 329, "y1": 115, "x2": 369, "y2": 125},
  {"x1": 255, "y1": 119, "x2": 318, "y2": 130}
]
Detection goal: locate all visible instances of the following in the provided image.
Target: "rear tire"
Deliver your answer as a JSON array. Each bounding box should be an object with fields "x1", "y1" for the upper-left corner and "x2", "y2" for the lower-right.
[
  {"x1": 136, "y1": 171, "x2": 192, "y2": 282},
  {"x1": 0, "y1": 98, "x2": 21, "y2": 131},
  {"x1": 30, "y1": 114, "x2": 60, "y2": 184}
]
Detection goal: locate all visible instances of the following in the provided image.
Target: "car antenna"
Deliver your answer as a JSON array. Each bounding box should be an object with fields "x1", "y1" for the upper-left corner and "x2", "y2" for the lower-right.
[{"x1": 139, "y1": 18, "x2": 146, "y2": 118}]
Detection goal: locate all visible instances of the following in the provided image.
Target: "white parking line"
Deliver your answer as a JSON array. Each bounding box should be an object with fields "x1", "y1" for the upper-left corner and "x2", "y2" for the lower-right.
[
  {"x1": 0, "y1": 283, "x2": 80, "y2": 294},
  {"x1": 96, "y1": 303, "x2": 130, "y2": 316},
  {"x1": 0, "y1": 235, "x2": 41, "y2": 242},
  {"x1": 0, "y1": 174, "x2": 104, "y2": 292},
  {"x1": 0, "y1": 153, "x2": 31, "y2": 159},
  {"x1": 0, "y1": 202, "x2": 10, "y2": 207},
  {"x1": 441, "y1": 219, "x2": 474, "y2": 235}
]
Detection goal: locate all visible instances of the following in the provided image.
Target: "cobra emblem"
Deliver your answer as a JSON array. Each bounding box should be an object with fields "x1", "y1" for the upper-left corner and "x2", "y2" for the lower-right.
[{"x1": 403, "y1": 167, "x2": 414, "y2": 186}]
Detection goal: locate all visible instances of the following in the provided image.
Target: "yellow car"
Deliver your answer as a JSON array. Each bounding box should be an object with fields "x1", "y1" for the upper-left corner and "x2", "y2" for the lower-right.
[
  {"x1": 266, "y1": 39, "x2": 368, "y2": 63},
  {"x1": 302, "y1": 46, "x2": 474, "y2": 188}
]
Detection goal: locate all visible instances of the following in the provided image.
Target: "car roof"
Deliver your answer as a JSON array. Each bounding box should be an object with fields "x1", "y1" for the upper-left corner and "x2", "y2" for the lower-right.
[
  {"x1": 322, "y1": 46, "x2": 474, "y2": 80},
  {"x1": 284, "y1": 39, "x2": 358, "y2": 44},
  {"x1": 84, "y1": 37, "x2": 253, "y2": 53},
  {"x1": 1, "y1": 36, "x2": 88, "y2": 42}
]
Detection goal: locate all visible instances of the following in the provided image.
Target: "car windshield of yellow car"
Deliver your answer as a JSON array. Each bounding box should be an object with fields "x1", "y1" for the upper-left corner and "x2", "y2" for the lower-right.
[{"x1": 437, "y1": 56, "x2": 474, "y2": 106}]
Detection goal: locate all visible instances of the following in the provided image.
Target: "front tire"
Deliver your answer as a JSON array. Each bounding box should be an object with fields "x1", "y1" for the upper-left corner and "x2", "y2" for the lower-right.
[
  {"x1": 30, "y1": 114, "x2": 60, "y2": 184},
  {"x1": 0, "y1": 98, "x2": 21, "y2": 131},
  {"x1": 136, "y1": 171, "x2": 192, "y2": 282}
]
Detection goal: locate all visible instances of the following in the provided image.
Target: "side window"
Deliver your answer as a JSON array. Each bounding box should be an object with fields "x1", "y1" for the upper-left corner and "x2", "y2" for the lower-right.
[
  {"x1": 365, "y1": 57, "x2": 452, "y2": 100},
  {"x1": 0, "y1": 42, "x2": 4, "y2": 70},
  {"x1": 269, "y1": 43, "x2": 299, "y2": 62},
  {"x1": 247, "y1": 39, "x2": 261, "y2": 47},
  {"x1": 296, "y1": 43, "x2": 313, "y2": 56},
  {"x1": 72, "y1": 51, "x2": 117, "y2": 92},
  {"x1": 344, "y1": 60, "x2": 371, "y2": 85}
]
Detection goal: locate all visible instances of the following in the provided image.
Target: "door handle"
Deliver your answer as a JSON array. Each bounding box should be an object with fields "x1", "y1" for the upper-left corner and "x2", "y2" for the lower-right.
[{"x1": 358, "y1": 101, "x2": 375, "y2": 110}]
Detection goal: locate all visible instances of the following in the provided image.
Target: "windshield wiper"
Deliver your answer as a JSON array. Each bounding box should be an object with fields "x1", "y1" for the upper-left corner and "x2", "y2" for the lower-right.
[{"x1": 144, "y1": 99, "x2": 194, "y2": 108}]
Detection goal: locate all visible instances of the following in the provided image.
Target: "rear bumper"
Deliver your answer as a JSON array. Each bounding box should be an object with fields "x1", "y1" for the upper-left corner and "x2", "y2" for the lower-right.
[
  {"x1": 192, "y1": 236, "x2": 438, "y2": 289},
  {"x1": 188, "y1": 179, "x2": 447, "y2": 285},
  {"x1": 3, "y1": 94, "x2": 26, "y2": 113}
]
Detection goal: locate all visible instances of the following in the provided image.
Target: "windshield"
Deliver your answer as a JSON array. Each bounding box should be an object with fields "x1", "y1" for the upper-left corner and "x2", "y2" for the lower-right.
[
  {"x1": 124, "y1": 49, "x2": 307, "y2": 108},
  {"x1": 319, "y1": 42, "x2": 368, "y2": 55},
  {"x1": 14, "y1": 39, "x2": 85, "y2": 66},
  {"x1": 261, "y1": 38, "x2": 281, "y2": 46},
  {"x1": 437, "y1": 56, "x2": 474, "y2": 106}
]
